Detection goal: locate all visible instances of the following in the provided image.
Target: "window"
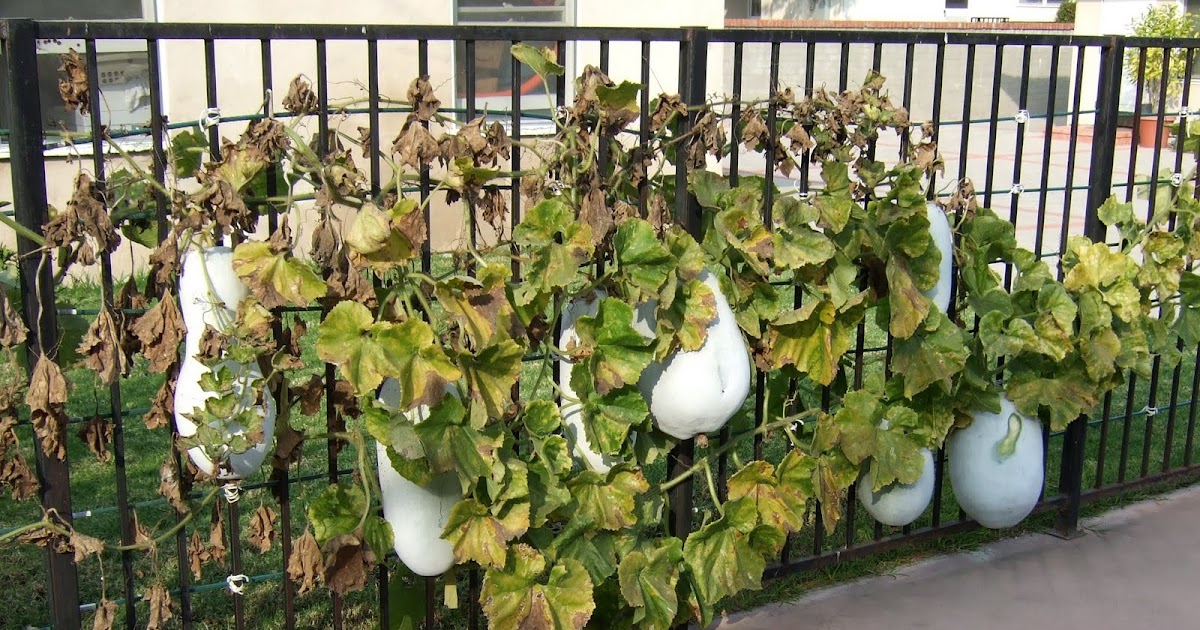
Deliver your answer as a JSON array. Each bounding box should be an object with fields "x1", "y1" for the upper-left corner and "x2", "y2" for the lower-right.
[
  {"x1": 1, "y1": 0, "x2": 153, "y2": 155},
  {"x1": 1016, "y1": 1, "x2": 1061, "y2": 4},
  {"x1": 454, "y1": 0, "x2": 572, "y2": 135},
  {"x1": 945, "y1": 0, "x2": 969, "y2": 8}
]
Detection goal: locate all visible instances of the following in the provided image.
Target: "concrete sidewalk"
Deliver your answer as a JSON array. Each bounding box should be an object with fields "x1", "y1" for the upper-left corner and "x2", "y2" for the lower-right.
[{"x1": 716, "y1": 485, "x2": 1200, "y2": 630}]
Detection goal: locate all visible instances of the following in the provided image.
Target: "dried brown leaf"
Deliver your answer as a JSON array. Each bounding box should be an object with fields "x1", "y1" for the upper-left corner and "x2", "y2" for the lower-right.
[
  {"x1": 287, "y1": 530, "x2": 323, "y2": 594},
  {"x1": 58, "y1": 49, "x2": 90, "y2": 114},
  {"x1": 91, "y1": 598, "x2": 117, "y2": 630},
  {"x1": 322, "y1": 533, "x2": 375, "y2": 596},
  {"x1": 79, "y1": 307, "x2": 127, "y2": 386},
  {"x1": 145, "y1": 583, "x2": 174, "y2": 630},
  {"x1": 78, "y1": 416, "x2": 113, "y2": 464},
  {"x1": 26, "y1": 354, "x2": 68, "y2": 415},
  {"x1": 650, "y1": 93, "x2": 688, "y2": 132},
  {"x1": 131, "y1": 293, "x2": 185, "y2": 374},
  {"x1": 145, "y1": 365, "x2": 177, "y2": 430},
  {"x1": 407, "y1": 76, "x2": 442, "y2": 122},
  {"x1": 282, "y1": 76, "x2": 319, "y2": 114},
  {"x1": 290, "y1": 374, "x2": 325, "y2": 417},
  {"x1": 392, "y1": 116, "x2": 441, "y2": 169},
  {"x1": 0, "y1": 292, "x2": 28, "y2": 348},
  {"x1": 70, "y1": 530, "x2": 106, "y2": 563},
  {"x1": 158, "y1": 458, "x2": 186, "y2": 513},
  {"x1": 310, "y1": 214, "x2": 339, "y2": 270},
  {"x1": 187, "y1": 530, "x2": 207, "y2": 581},
  {"x1": 247, "y1": 505, "x2": 278, "y2": 554},
  {"x1": 31, "y1": 410, "x2": 67, "y2": 461},
  {"x1": 0, "y1": 453, "x2": 38, "y2": 500},
  {"x1": 208, "y1": 502, "x2": 227, "y2": 565}
]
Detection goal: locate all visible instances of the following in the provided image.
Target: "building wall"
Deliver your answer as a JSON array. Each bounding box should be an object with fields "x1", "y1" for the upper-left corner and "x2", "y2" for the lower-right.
[{"x1": 756, "y1": 0, "x2": 1064, "y2": 21}]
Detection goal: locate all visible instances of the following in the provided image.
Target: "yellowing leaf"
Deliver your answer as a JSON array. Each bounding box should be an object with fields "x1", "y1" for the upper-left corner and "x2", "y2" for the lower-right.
[
  {"x1": 481, "y1": 544, "x2": 594, "y2": 630},
  {"x1": 443, "y1": 498, "x2": 529, "y2": 569},
  {"x1": 232, "y1": 241, "x2": 326, "y2": 308}
]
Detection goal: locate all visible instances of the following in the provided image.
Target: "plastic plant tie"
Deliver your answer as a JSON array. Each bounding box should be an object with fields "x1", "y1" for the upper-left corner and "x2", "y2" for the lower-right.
[
  {"x1": 1010, "y1": 183, "x2": 1024, "y2": 196},
  {"x1": 199, "y1": 107, "x2": 221, "y2": 131},
  {"x1": 264, "y1": 89, "x2": 274, "y2": 120},
  {"x1": 1142, "y1": 405, "x2": 1159, "y2": 417},
  {"x1": 226, "y1": 574, "x2": 249, "y2": 595},
  {"x1": 222, "y1": 481, "x2": 242, "y2": 503},
  {"x1": 1014, "y1": 109, "x2": 1030, "y2": 125},
  {"x1": 1172, "y1": 172, "x2": 1184, "y2": 187}
]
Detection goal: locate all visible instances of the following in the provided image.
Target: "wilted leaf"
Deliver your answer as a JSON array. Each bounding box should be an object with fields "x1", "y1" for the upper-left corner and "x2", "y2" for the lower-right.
[
  {"x1": 481, "y1": 544, "x2": 594, "y2": 630},
  {"x1": 323, "y1": 533, "x2": 376, "y2": 595},
  {"x1": 26, "y1": 354, "x2": 68, "y2": 415},
  {"x1": 0, "y1": 292, "x2": 28, "y2": 348},
  {"x1": 131, "y1": 294, "x2": 185, "y2": 374},
  {"x1": 443, "y1": 498, "x2": 529, "y2": 569},
  {"x1": 248, "y1": 505, "x2": 278, "y2": 554},
  {"x1": 407, "y1": 76, "x2": 441, "y2": 122},
  {"x1": 287, "y1": 530, "x2": 324, "y2": 594},
  {"x1": 145, "y1": 583, "x2": 173, "y2": 630},
  {"x1": 144, "y1": 366, "x2": 177, "y2": 430},
  {"x1": 282, "y1": 75, "x2": 318, "y2": 114},
  {"x1": 78, "y1": 416, "x2": 113, "y2": 464},
  {"x1": 232, "y1": 241, "x2": 326, "y2": 309},
  {"x1": 307, "y1": 483, "x2": 367, "y2": 544},
  {"x1": 158, "y1": 458, "x2": 186, "y2": 513},
  {"x1": 70, "y1": 530, "x2": 105, "y2": 563},
  {"x1": 91, "y1": 598, "x2": 117, "y2": 630},
  {"x1": 510, "y1": 43, "x2": 565, "y2": 79},
  {"x1": 458, "y1": 339, "x2": 522, "y2": 419},
  {"x1": 726, "y1": 461, "x2": 804, "y2": 532}
]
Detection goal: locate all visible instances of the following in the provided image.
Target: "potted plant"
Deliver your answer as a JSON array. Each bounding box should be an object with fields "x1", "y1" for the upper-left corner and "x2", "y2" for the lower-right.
[{"x1": 1125, "y1": 4, "x2": 1197, "y2": 148}]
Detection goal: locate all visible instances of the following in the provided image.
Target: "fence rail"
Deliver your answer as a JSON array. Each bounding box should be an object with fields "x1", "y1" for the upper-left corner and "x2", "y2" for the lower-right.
[{"x1": 3, "y1": 18, "x2": 1200, "y2": 630}]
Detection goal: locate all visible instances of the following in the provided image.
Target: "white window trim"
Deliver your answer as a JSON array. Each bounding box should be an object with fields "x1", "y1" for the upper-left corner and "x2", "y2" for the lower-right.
[{"x1": 453, "y1": 0, "x2": 575, "y2": 137}]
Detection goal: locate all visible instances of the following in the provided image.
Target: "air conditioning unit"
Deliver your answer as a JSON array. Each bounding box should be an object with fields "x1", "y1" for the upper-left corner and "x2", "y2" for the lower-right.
[{"x1": 70, "y1": 51, "x2": 151, "y2": 133}]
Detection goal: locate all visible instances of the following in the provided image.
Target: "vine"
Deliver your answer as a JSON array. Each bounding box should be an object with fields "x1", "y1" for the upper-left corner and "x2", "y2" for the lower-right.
[{"x1": 1, "y1": 43, "x2": 1198, "y2": 630}]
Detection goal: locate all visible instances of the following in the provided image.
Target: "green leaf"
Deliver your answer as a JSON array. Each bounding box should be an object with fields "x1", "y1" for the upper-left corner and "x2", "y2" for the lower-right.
[
  {"x1": 768, "y1": 300, "x2": 861, "y2": 385},
  {"x1": 885, "y1": 256, "x2": 931, "y2": 339},
  {"x1": 231, "y1": 241, "x2": 326, "y2": 309},
  {"x1": 443, "y1": 499, "x2": 529, "y2": 569},
  {"x1": 170, "y1": 128, "x2": 208, "y2": 179},
  {"x1": 363, "y1": 514, "x2": 395, "y2": 559},
  {"x1": 459, "y1": 339, "x2": 523, "y2": 418},
  {"x1": 387, "y1": 572, "x2": 426, "y2": 630},
  {"x1": 524, "y1": 400, "x2": 562, "y2": 437},
  {"x1": 688, "y1": 171, "x2": 730, "y2": 209},
  {"x1": 726, "y1": 461, "x2": 804, "y2": 532},
  {"x1": 316, "y1": 303, "x2": 462, "y2": 401},
  {"x1": 548, "y1": 519, "x2": 620, "y2": 584},
  {"x1": 1063, "y1": 238, "x2": 1137, "y2": 292},
  {"x1": 510, "y1": 43, "x2": 565, "y2": 79},
  {"x1": 654, "y1": 278, "x2": 717, "y2": 357},
  {"x1": 414, "y1": 395, "x2": 501, "y2": 482},
  {"x1": 617, "y1": 539, "x2": 683, "y2": 630},
  {"x1": 613, "y1": 219, "x2": 675, "y2": 302},
  {"x1": 574, "y1": 298, "x2": 654, "y2": 395},
  {"x1": 513, "y1": 199, "x2": 593, "y2": 306},
  {"x1": 775, "y1": 449, "x2": 815, "y2": 518},
  {"x1": 580, "y1": 381, "x2": 649, "y2": 455},
  {"x1": 683, "y1": 497, "x2": 764, "y2": 625},
  {"x1": 891, "y1": 310, "x2": 969, "y2": 398},
  {"x1": 481, "y1": 544, "x2": 594, "y2": 630},
  {"x1": 307, "y1": 483, "x2": 368, "y2": 544},
  {"x1": 566, "y1": 468, "x2": 649, "y2": 531},
  {"x1": 1006, "y1": 368, "x2": 1096, "y2": 432}
]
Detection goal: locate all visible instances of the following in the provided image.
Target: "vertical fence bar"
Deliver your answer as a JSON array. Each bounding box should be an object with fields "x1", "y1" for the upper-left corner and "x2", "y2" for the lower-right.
[
  {"x1": 4, "y1": 18, "x2": 80, "y2": 630},
  {"x1": 668, "y1": 27, "x2": 708, "y2": 553},
  {"x1": 418, "y1": 40, "x2": 432, "y2": 274},
  {"x1": 1057, "y1": 36, "x2": 1123, "y2": 536},
  {"x1": 147, "y1": 36, "x2": 195, "y2": 628},
  {"x1": 638, "y1": 39, "x2": 651, "y2": 216},
  {"x1": 83, "y1": 38, "x2": 140, "y2": 630}
]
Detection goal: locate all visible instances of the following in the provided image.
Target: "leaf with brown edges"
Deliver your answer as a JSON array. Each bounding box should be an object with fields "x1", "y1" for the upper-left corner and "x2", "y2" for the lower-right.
[
  {"x1": 131, "y1": 294, "x2": 185, "y2": 374},
  {"x1": 287, "y1": 529, "x2": 324, "y2": 594},
  {"x1": 78, "y1": 416, "x2": 113, "y2": 463},
  {"x1": 248, "y1": 505, "x2": 278, "y2": 554}
]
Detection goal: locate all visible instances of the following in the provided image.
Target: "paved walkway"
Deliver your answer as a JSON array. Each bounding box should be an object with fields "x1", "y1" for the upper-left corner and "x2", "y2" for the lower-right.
[{"x1": 716, "y1": 485, "x2": 1200, "y2": 630}]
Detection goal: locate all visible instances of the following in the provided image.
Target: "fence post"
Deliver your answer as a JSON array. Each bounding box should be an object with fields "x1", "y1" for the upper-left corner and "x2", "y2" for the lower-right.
[
  {"x1": 1055, "y1": 36, "x2": 1124, "y2": 538},
  {"x1": 666, "y1": 27, "x2": 708, "y2": 547},
  {"x1": 3, "y1": 19, "x2": 80, "y2": 628}
]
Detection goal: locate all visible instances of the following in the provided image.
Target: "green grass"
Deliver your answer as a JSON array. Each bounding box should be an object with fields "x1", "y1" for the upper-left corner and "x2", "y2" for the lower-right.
[{"x1": 3, "y1": 272, "x2": 1200, "y2": 629}]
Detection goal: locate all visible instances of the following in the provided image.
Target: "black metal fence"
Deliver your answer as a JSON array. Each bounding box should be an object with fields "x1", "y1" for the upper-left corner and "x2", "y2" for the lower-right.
[{"x1": 3, "y1": 18, "x2": 1200, "y2": 629}]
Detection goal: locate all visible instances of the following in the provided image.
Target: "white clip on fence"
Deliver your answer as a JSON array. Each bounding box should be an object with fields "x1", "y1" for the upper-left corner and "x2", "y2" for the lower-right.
[
  {"x1": 222, "y1": 481, "x2": 242, "y2": 503},
  {"x1": 1015, "y1": 109, "x2": 1030, "y2": 125},
  {"x1": 1143, "y1": 405, "x2": 1159, "y2": 418},
  {"x1": 199, "y1": 107, "x2": 221, "y2": 131},
  {"x1": 1011, "y1": 183, "x2": 1025, "y2": 196},
  {"x1": 1172, "y1": 173, "x2": 1184, "y2": 187},
  {"x1": 226, "y1": 574, "x2": 250, "y2": 595}
]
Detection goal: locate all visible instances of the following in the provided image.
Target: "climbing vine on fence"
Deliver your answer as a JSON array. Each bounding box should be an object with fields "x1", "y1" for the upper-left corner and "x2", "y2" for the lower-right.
[{"x1": 2, "y1": 42, "x2": 1200, "y2": 630}]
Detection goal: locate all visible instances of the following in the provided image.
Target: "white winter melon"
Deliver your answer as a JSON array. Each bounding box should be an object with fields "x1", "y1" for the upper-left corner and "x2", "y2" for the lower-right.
[
  {"x1": 375, "y1": 379, "x2": 460, "y2": 577},
  {"x1": 947, "y1": 395, "x2": 1044, "y2": 528},
  {"x1": 178, "y1": 246, "x2": 249, "y2": 360},
  {"x1": 924, "y1": 202, "x2": 954, "y2": 314},
  {"x1": 173, "y1": 357, "x2": 277, "y2": 480},
  {"x1": 857, "y1": 447, "x2": 935, "y2": 527},
  {"x1": 638, "y1": 271, "x2": 752, "y2": 440}
]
